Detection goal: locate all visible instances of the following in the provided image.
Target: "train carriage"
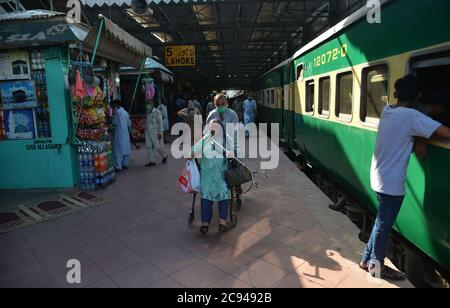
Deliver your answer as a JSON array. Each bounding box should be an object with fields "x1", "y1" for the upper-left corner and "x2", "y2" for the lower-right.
[{"x1": 254, "y1": 0, "x2": 450, "y2": 287}]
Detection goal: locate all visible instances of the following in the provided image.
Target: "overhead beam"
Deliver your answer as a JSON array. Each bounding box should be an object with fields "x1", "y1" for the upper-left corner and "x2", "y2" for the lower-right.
[
  {"x1": 124, "y1": 21, "x2": 300, "y2": 33},
  {"x1": 151, "y1": 38, "x2": 291, "y2": 47}
]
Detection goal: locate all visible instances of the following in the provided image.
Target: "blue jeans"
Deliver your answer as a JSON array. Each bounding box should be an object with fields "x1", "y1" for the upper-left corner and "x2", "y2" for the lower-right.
[
  {"x1": 201, "y1": 199, "x2": 230, "y2": 224},
  {"x1": 362, "y1": 193, "x2": 404, "y2": 267}
]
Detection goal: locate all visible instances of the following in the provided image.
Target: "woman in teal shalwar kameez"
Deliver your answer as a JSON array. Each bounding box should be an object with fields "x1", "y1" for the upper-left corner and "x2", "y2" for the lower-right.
[{"x1": 191, "y1": 120, "x2": 236, "y2": 235}]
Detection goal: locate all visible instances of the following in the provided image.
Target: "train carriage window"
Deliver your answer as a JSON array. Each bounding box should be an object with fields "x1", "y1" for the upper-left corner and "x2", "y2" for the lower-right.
[
  {"x1": 319, "y1": 77, "x2": 330, "y2": 116},
  {"x1": 296, "y1": 64, "x2": 304, "y2": 82},
  {"x1": 361, "y1": 65, "x2": 389, "y2": 123},
  {"x1": 336, "y1": 72, "x2": 353, "y2": 119},
  {"x1": 410, "y1": 50, "x2": 450, "y2": 126},
  {"x1": 306, "y1": 80, "x2": 315, "y2": 113}
]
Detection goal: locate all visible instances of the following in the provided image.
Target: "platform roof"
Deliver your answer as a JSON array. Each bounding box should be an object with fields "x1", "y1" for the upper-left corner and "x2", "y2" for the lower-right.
[{"x1": 10, "y1": 0, "x2": 366, "y2": 89}]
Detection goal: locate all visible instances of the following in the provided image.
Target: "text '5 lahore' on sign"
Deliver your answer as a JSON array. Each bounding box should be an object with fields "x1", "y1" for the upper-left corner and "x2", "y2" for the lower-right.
[{"x1": 165, "y1": 46, "x2": 196, "y2": 67}]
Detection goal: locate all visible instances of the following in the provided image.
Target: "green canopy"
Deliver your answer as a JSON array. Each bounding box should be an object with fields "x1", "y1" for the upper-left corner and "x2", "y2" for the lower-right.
[
  {"x1": 0, "y1": 12, "x2": 89, "y2": 49},
  {"x1": 0, "y1": 10, "x2": 152, "y2": 68}
]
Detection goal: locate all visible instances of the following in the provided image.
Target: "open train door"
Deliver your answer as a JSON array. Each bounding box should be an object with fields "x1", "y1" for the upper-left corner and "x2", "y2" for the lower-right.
[
  {"x1": 406, "y1": 47, "x2": 450, "y2": 287},
  {"x1": 409, "y1": 48, "x2": 450, "y2": 126}
]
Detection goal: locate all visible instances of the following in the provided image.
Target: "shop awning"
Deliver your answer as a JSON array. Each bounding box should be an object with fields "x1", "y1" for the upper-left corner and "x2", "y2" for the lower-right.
[
  {"x1": 145, "y1": 58, "x2": 172, "y2": 74},
  {"x1": 120, "y1": 57, "x2": 174, "y2": 82},
  {"x1": 0, "y1": 11, "x2": 89, "y2": 49},
  {"x1": 0, "y1": 11, "x2": 152, "y2": 68},
  {"x1": 83, "y1": 15, "x2": 152, "y2": 68}
]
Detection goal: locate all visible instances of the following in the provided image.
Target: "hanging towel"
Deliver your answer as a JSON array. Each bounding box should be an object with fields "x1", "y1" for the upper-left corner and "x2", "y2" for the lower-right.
[{"x1": 72, "y1": 70, "x2": 85, "y2": 99}]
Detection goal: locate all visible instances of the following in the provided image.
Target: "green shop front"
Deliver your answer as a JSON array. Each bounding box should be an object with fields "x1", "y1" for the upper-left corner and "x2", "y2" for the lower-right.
[{"x1": 0, "y1": 11, "x2": 152, "y2": 190}]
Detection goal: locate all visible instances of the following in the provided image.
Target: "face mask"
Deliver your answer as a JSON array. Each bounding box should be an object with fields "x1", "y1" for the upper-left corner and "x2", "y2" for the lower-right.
[
  {"x1": 147, "y1": 104, "x2": 154, "y2": 112},
  {"x1": 217, "y1": 107, "x2": 227, "y2": 114}
]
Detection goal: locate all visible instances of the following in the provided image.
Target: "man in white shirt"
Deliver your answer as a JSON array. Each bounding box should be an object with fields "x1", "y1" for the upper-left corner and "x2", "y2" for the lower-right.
[
  {"x1": 361, "y1": 75, "x2": 450, "y2": 280},
  {"x1": 145, "y1": 101, "x2": 168, "y2": 167},
  {"x1": 112, "y1": 100, "x2": 131, "y2": 172}
]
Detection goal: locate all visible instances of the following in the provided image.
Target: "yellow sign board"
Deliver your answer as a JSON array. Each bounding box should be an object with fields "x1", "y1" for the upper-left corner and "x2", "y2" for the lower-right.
[{"x1": 165, "y1": 45, "x2": 196, "y2": 67}]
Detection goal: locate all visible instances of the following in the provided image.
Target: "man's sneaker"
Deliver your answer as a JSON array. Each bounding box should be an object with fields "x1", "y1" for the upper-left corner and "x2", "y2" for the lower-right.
[{"x1": 370, "y1": 265, "x2": 406, "y2": 281}]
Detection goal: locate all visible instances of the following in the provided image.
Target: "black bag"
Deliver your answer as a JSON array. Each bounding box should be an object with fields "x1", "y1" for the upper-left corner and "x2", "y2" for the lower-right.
[
  {"x1": 214, "y1": 121, "x2": 252, "y2": 187},
  {"x1": 225, "y1": 159, "x2": 253, "y2": 187}
]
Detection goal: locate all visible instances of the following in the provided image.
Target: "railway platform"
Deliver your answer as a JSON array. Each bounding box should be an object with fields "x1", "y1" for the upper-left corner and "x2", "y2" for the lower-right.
[{"x1": 0, "y1": 141, "x2": 413, "y2": 288}]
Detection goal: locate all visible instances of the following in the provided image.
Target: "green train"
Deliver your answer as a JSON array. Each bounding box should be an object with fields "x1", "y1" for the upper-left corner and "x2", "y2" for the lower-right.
[{"x1": 252, "y1": 0, "x2": 450, "y2": 287}]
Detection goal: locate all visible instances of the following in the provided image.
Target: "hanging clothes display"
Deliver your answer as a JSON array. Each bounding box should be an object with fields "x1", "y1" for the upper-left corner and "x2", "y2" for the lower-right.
[
  {"x1": 142, "y1": 78, "x2": 156, "y2": 102},
  {"x1": 71, "y1": 62, "x2": 115, "y2": 190}
]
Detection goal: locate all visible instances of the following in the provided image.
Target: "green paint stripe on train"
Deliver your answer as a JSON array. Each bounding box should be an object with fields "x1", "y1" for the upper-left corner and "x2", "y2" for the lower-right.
[{"x1": 294, "y1": 0, "x2": 450, "y2": 77}]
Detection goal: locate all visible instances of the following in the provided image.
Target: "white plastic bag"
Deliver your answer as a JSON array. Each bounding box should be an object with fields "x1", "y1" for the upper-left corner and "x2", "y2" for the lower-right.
[{"x1": 177, "y1": 160, "x2": 200, "y2": 193}]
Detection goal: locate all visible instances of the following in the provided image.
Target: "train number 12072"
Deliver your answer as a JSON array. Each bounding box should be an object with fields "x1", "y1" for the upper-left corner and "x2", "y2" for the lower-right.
[{"x1": 313, "y1": 44, "x2": 348, "y2": 67}]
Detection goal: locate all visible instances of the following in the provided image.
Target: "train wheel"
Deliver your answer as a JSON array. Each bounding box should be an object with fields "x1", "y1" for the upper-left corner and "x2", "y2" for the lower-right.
[{"x1": 405, "y1": 253, "x2": 448, "y2": 288}]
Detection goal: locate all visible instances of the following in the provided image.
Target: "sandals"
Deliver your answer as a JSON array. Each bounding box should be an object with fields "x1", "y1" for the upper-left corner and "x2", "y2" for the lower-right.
[
  {"x1": 200, "y1": 226, "x2": 209, "y2": 235},
  {"x1": 200, "y1": 224, "x2": 228, "y2": 235},
  {"x1": 218, "y1": 224, "x2": 227, "y2": 233},
  {"x1": 359, "y1": 262, "x2": 369, "y2": 272}
]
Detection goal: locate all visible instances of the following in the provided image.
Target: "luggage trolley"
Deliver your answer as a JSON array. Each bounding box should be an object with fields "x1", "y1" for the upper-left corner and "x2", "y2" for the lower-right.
[
  {"x1": 188, "y1": 149, "x2": 267, "y2": 228},
  {"x1": 228, "y1": 163, "x2": 268, "y2": 225}
]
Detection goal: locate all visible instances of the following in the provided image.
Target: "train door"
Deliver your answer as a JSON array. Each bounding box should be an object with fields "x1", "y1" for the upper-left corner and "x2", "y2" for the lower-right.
[
  {"x1": 291, "y1": 63, "x2": 304, "y2": 149},
  {"x1": 410, "y1": 49, "x2": 450, "y2": 126},
  {"x1": 280, "y1": 69, "x2": 285, "y2": 138},
  {"x1": 407, "y1": 48, "x2": 450, "y2": 287},
  {"x1": 285, "y1": 63, "x2": 294, "y2": 146}
]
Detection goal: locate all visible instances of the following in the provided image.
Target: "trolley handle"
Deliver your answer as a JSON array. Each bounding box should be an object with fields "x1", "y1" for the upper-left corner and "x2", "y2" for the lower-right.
[{"x1": 250, "y1": 169, "x2": 268, "y2": 189}]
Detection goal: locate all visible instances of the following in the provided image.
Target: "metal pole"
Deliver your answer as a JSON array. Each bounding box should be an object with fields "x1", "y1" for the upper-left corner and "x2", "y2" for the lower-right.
[
  {"x1": 91, "y1": 16, "x2": 105, "y2": 65},
  {"x1": 128, "y1": 58, "x2": 147, "y2": 114}
]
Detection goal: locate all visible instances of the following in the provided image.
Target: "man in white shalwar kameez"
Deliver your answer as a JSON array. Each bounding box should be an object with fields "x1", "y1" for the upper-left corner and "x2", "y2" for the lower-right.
[
  {"x1": 145, "y1": 101, "x2": 168, "y2": 167},
  {"x1": 112, "y1": 100, "x2": 131, "y2": 171}
]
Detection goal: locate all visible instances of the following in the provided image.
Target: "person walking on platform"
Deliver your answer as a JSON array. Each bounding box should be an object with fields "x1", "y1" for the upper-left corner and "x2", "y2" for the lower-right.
[
  {"x1": 232, "y1": 97, "x2": 244, "y2": 123},
  {"x1": 192, "y1": 95, "x2": 203, "y2": 115},
  {"x1": 206, "y1": 94, "x2": 242, "y2": 195},
  {"x1": 206, "y1": 93, "x2": 216, "y2": 117},
  {"x1": 145, "y1": 100, "x2": 168, "y2": 167},
  {"x1": 157, "y1": 100, "x2": 170, "y2": 143},
  {"x1": 112, "y1": 99, "x2": 132, "y2": 172},
  {"x1": 361, "y1": 75, "x2": 450, "y2": 281},
  {"x1": 206, "y1": 94, "x2": 239, "y2": 126},
  {"x1": 178, "y1": 99, "x2": 202, "y2": 145},
  {"x1": 243, "y1": 94, "x2": 257, "y2": 137},
  {"x1": 191, "y1": 119, "x2": 238, "y2": 235}
]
